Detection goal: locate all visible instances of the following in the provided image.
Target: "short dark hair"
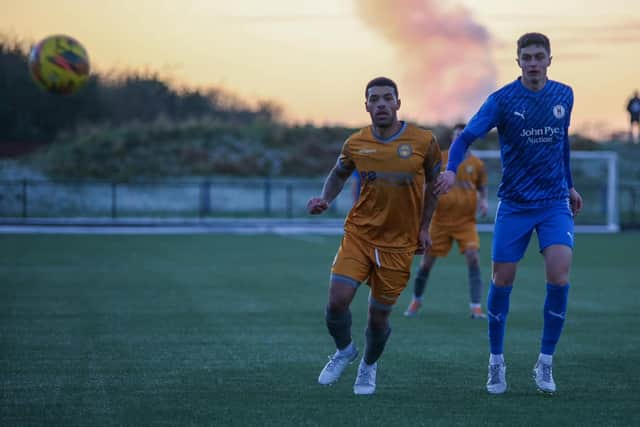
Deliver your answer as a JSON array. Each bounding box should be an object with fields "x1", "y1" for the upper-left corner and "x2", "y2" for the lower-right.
[
  {"x1": 442, "y1": 123, "x2": 466, "y2": 145},
  {"x1": 517, "y1": 32, "x2": 550, "y2": 55},
  {"x1": 365, "y1": 77, "x2": 398, "y2": 99},
  {"x1": 452, "y1": 122, "x2": 466, "y2": 132}
]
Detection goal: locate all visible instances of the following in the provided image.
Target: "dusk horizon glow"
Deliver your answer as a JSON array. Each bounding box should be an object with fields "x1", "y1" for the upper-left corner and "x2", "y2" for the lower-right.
[{"x1": 3, "y1": 0, "x2": 639, "y2": 139}]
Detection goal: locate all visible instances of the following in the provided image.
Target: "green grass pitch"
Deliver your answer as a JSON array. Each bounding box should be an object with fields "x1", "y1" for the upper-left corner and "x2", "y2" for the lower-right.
[{"x1": 1, "y1": 232, "x2": 638, "y2": 426}]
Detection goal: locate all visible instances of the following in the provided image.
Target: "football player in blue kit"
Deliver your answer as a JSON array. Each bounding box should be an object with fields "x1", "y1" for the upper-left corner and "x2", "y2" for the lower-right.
[{"x1": 435, "y1": 32, "x2": 583, "y2": 395}]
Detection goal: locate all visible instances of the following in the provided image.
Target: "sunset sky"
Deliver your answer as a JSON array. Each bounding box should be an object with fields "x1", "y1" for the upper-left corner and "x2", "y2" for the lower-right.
[{"x1": 3, "y1": 0, "x2": 639, "y2": 139}]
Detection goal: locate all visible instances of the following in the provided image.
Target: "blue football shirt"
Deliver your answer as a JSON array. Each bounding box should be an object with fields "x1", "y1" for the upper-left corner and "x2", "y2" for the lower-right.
[{"x1": 464, "y1": 78, "x2": 573, "y2": 203}]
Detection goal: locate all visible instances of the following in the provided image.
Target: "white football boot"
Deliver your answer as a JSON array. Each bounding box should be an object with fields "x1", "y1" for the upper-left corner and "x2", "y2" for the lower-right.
[
  {"x1": 486, "y1": 363, "x2": 507, "y2": 394},
  {"x1": 353, "y1": 359, "x2": 377, "y2": 395},
  {"x1": 533, "y1": 361, "x2": 556, "y2": 394},
  {"x1": 318, "y1": 347, "x2": 358, "y2": 385}
]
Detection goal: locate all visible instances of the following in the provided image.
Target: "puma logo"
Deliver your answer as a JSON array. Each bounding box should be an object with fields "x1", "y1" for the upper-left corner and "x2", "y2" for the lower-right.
[
  {"x1": 514, "y1": 111, "x2": 525, "y2": 120},
  {"x1": 548, "y1": 310, "x2": 566, "y2": 320},
  {"x1": 487, "y1": 310, "x2": 502, "y2": 322}
]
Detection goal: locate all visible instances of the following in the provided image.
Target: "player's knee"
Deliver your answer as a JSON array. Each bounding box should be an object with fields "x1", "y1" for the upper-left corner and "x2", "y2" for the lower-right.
[
  {"x1": 492, "y1": 270, "x2": 515, "y2": 286},
  {"x1": 327, "y1": 299, "x2": 350, "y2": 312},
  {"x1": 325, "y1": 305, "x2": 351, "y2": 324},
  {"x1": 544, "y1": 258, "x2": 571, "y2": 284},
  {"x1": 546, "y1": 269, "x2": 570, "y2": 285},
  {"x1": 492, "y1": 262, "x2": 517, "y2": 285},
  {"x1": 327, "y1": 280, "x2": 357, "y2": 310},
  {"x1": 465, "y1": 250, "x2": 480, "y2": 267}
]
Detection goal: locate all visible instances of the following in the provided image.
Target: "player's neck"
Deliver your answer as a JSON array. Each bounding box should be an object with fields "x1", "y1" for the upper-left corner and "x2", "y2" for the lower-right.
[
  {"x1": 521, "y1": 75, "x2": 548, "y2": 92},
  {"x1": 372, "y1": 120, "x2": 402, "y2": 140}
]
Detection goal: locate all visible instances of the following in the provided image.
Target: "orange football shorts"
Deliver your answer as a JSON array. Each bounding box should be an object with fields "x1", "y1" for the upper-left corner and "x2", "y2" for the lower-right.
[
  {"x1": 428, "y1": 221, "x2": 480, "y2": 257},
  {"x1": 330, "y1": 232, "x2": 414, "y2": 309}
]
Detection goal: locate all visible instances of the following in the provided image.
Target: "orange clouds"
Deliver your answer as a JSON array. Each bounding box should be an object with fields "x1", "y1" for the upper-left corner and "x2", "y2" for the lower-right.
[{"x1": 354, "y1": 0, "x2": 497, "y2": 123}]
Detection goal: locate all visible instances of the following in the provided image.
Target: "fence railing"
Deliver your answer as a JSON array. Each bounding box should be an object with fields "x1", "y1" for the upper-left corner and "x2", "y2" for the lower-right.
[
  {"x1": 1, "y1": 177, "x2": 638, "y2": 229},
  {"x1": 0, "y1": 177, "x2": 352, "y2": 220}
]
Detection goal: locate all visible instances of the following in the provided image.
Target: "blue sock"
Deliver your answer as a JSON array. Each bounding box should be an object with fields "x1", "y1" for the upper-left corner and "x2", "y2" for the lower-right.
[
  {"x1": 541, "y1": 283, "x2": 569, "y2": 355},
  {"x1": 487, "y1": 282, "x2": 513, "y2": 355}
]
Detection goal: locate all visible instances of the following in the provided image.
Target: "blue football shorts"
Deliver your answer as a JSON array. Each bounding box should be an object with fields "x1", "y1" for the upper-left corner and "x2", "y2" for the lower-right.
[{"x1": 492, "y1": 198, "x2": 574, "y2": 263}]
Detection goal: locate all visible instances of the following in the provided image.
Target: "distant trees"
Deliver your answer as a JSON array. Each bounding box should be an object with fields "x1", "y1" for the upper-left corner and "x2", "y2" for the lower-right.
[
  {"x1": 0, "y1": 36, "x2": 282, "y2": 144},
  {"x1": 1, "y1": 36, "x2": 603, "y2": 179}
]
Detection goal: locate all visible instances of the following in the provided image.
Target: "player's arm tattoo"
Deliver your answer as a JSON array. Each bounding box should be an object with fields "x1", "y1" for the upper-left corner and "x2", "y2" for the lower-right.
[
  {"x1": 320, "y1": 164, "x2": 353, "y2": 204},
  {"x1": 420, "y1": 160, "x2": 441, "y2": 230}
]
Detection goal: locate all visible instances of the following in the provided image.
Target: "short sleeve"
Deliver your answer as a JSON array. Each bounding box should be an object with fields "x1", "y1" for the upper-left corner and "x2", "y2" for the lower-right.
[{"x1": 336, "y1": 139, "x2": 355, "y2": 172}]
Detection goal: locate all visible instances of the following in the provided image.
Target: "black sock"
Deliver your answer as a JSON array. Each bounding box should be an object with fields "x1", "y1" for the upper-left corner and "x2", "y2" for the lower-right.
[
  {"x1": 364, "y1": 327, "x2": 391, "y2": 365},
  {"x1": 468, "y1": 264, "x2": 483, "y2": 305},
  {"x1": 325, "y1": 306, "x2": 352, "y2": 350},
  {"x1": 414, "y1": 268, "x2": 430, "y2": 299}
]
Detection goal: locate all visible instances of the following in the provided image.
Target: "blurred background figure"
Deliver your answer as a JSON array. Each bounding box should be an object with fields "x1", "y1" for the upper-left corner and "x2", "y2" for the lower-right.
[
  {"x1": 627, "y1": 90, "x2": 640, "y2": 143},
  {"x1": 404, "y1": 123, "x2": 489, "y2": 320}
]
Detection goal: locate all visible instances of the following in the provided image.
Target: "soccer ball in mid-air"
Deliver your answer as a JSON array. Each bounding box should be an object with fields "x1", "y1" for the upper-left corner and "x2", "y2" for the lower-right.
[{"x1": 28, "y1": 34, "x2": 90, "y2": 95}]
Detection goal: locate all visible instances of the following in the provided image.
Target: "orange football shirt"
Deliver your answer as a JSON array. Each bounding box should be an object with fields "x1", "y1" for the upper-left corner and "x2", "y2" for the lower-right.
[
  {"x1": 337, "y1": 122, "x2": 441, "y2": 252},
  {"x1": 432, "y1": 151, "x2": 487, "y2": 226}
]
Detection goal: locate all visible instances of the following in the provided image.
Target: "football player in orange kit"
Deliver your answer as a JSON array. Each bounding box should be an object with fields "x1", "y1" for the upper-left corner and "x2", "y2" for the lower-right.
[
  {"x1": 307, "y1": 77, "x2": 441, "y2": 395},
  {"x1": 404, "y1": 123, "x2": 489, "y2": 319}
]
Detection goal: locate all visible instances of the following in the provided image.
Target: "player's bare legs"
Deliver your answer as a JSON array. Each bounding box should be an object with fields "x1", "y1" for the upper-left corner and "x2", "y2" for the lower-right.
[
  {"x1": 318, "y1": 280, "x2": 359, "y2": 385},
  {"x1": 404, "y1": 255, "x2": 437, "y2": 317},
  {"x1": 327, "y1": 280, "x2": 358, "y2": 312},
  {"x1": 533, "y1": 244, "x2": 572, "y2": 393},
  {"x1": 464, "y1": 248, "x2": 486, "y2": 318},
  {"x1": 492, "y1": 262, "x2": 517, "y2": 286},
  {"x1": 543, "y1": 245, "x2": 572, "y2": 285}
]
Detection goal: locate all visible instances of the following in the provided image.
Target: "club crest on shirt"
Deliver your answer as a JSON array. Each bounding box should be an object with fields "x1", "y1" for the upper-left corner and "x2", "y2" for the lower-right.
[
  {"x1": 553, "y1": 104, "x2": 566, "y2": 119},
  {"x1": 397, "y1": 143, "x2": 412, "y2": 159}
]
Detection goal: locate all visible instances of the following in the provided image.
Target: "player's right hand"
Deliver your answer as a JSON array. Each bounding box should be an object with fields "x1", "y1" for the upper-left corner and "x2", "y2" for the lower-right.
[
  {"x1": 433, "y1": 170, "x2": 455, "y2": 195},
  {"x1": 307, "y1": 197, "x2": 329, "y2": 215},
  {"x1": 569, "y1": 188, "x2": 583, "y2": 216}
]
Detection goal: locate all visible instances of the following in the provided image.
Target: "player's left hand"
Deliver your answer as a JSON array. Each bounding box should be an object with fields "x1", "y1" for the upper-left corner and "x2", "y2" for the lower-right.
[
  {"x1": 434, "y1": 170, "x2": 455, "y2": 195},
  {"x1": 569, "y1": 188, "x2": 583, "y2": 216}
]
